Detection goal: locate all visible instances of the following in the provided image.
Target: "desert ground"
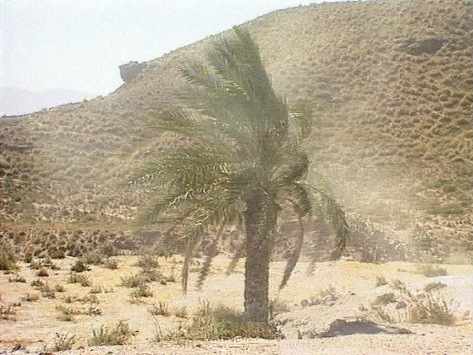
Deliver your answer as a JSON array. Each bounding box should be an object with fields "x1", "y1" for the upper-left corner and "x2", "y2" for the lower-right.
[{"x1": 1, "y1": 254, "x2": 472, "y2": 355}]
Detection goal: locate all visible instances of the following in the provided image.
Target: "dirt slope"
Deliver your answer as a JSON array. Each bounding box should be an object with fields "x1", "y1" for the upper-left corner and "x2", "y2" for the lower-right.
[{"x1": 1, "y1": 0, "x2": 472, "y2": 259}]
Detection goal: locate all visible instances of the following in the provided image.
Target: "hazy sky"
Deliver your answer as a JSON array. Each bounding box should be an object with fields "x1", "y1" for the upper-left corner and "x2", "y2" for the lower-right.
[{"x1": 1, "y1": 0, "x2": 342, "y2": 96}]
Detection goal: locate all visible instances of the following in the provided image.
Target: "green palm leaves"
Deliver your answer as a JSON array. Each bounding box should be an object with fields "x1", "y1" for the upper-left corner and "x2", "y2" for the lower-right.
[{"x1": 136, "y1": 26, "x2": 349, "y2": 293}]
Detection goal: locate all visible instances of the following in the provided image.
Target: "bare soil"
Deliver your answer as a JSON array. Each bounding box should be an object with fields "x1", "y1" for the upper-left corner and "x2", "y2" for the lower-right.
[{"x1": 0, "y1": 256, "x2": 472, "y2": 354}]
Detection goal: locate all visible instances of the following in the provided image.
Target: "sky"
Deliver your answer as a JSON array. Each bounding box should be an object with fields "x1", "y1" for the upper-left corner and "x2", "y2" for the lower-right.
[{"x1": 1, "y1": 0, "x2": 343, "y2": 96}]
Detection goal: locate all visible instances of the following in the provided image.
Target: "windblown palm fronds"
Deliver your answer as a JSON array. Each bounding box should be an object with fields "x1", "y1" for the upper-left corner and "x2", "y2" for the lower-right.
[{"x1": 136, "y1": 26, "x2": 350, "y2": 320}]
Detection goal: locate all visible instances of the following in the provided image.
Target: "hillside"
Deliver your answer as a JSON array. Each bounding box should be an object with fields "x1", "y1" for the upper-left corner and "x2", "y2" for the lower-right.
[{"x1": 1, "y1": 0, "x2": 472, "y2": 261}]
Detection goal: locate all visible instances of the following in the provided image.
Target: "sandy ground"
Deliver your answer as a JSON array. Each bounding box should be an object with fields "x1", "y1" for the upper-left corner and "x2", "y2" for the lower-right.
[{"x1": 0, "y1": 256, "x2": 472, "y2": 354}]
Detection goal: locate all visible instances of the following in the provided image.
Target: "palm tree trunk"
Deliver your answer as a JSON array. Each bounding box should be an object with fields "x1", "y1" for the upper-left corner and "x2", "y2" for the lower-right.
[{"x1": 244, "y1": 189, "x2": 275, "y2": 323}]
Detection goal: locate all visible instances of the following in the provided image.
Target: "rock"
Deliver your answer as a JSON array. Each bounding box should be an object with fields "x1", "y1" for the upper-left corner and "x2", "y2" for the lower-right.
[
  {"x1": 400, "y1": 38, "x2": 448, "y2": 56},
  {"x1": 0, "y1": 155, "x2": 9, "y2": 169},
  {"x1": 317, "y1": 319, "x2": 412, "y2": 338},
  {"x1": 119, "y1": 61, "x2": 147, "y2": 83}
]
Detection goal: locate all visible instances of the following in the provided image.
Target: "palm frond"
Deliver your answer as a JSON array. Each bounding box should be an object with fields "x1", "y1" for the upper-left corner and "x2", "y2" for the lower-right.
[
  {"x1": 196, "y1": 223, "x2": 225, "y2": 290},
  {"x1": 181, "y1": 230, "x2": 202, "y2": 294},
  {"x1": 279, "y1": 215, "x2": 305, "y2": 290},
  {"x1": 306, "y1": 185, "x2": 350, "y2": 260}
]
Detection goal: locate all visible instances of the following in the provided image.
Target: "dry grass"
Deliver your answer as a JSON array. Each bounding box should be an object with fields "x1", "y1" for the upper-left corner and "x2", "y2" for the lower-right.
[
  {"x1": 370, "y1": 280, "x2": 456, "y2": 326},
  {"x1": 50, "y1": 332, "x2": 76, "y2": 351},
  {"x1": 155, "y1": 301, "x2": 282, "y2": 341},
  {"x1": 88, "y1": 321, "x2": 134, "y2": 346}
]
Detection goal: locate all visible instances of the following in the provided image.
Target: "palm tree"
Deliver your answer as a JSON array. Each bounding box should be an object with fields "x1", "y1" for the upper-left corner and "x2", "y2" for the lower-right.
[{"x1": 136, "y1": 26, "x2": 349, "y2": 323}]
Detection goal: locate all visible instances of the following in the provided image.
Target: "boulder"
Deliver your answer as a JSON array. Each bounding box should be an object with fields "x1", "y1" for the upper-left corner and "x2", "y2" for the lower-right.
[{"x1": 119, "y1": 61, "x2": 147, "y2": 83}]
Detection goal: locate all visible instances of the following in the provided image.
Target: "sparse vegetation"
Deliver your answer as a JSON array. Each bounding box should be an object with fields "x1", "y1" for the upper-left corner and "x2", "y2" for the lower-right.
[
  {"x1": 370, "y1": 280, "x2": 456, "y2": 326},
  {"x1": 371, "y1": 292, "x2": 396, "y2": 306},
  {"x1": 56, "y1": 304, "x2": 102, "y2": 317},
  {"x1": 301, "y1": 286, "x2": 338, "y2": 308},
  {"x1": 71, "y1": 259, "x2": 90, "y2": 273},
  {"x1": 416, "y1": 264, "x2": 448, "y2": 278},
  {"x1": 36, "y1": 267, "x2": 49, "y2": 277},
  {"x1": 104, "y1": 258, "x2": 119, "y2": 270},
  {"x1": 120, "y1": 274, "x2": 146, "y2": 288},
  {"x1": 424, "y1": 282, "x2": 447, "y2": 292},
  {"x1": 149, "y1": 301, "x2": 170, "y2": 317},
  {"x1": 8, "y1": 274, "x2": 26, "y2": 283},
  {"x1": 0, "y1": 240, "x2": 17, "y2": 271},
  {"x1": 375, "y1": 275, "x2": 388, "y2": 287},
  {"x1": 22, "y1": 293, "x2": 40, "y2": 302},
  {"x1": 130, "y1": 284, "x2": 153, "y2": 299},
  {"x1": 0, "y1": 304, "x2": 17, "y2": 321},
  {"x1": 173, "y1": 306, "x2": 187, "y2": 319},
  {"x1": 136, "y1": 254, "x2": 160, "y2": 269},
  {"x1": 50, "y1": 332, "x2": 76, "y2": 351},
  {"x1": 155, "y1": 301, "x2": 281, "y2": 341},
  {"x1": 88, "y1": 321, "x2": 134, "y2": 346},
  {"x1": 67, "y1": 273, "x2": 92, "y2": 287}
]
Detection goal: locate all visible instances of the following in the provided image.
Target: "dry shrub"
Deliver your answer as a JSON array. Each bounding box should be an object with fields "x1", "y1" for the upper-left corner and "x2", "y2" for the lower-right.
[
  {"x1": 174, "y1": 306, "x2": 187, "y2": 318},
  {"x1": 130, "y1": 284, "x2": 153, "y2": 299},
  {"x1": 371, "y1": 281, "x2": 456, "y2": 326},
  {"x1": 375, "y1": 275, "x2": 388, "y2": 287},
  {"x1": 149, "y1": 301, "x2": 170, "y2": 317},
  {"x1": 301, "y1": 286, "x2": 338, "y2": 307},
  {"x1": 0, "y1": 304, "x2": 17, "y2": 321},
  {"x1": 136, "y1": 254, "x2": 160, "y2": 269},
  {"x1": 104, "y1": 258, "x2": 119, "y2": 270},
  {"x1": 8, "y1": 274, "x2": 26, "y2": 283},
  {"x1": 22, "y1": 293, "x2": 40, "y2": 302},
  {"x1": 71, "y1": 260, "x2": 90, "y2": 273},
  {"x1": 371, "y1": 292, "x2": 396, "y2": 306},
  {"x1": 424, "y1": 281, "x2": 447, "y2": 292},
  {"x1": 120, "y1": 274, "x2": 147, "y2": 288},
  {"x1": 0, "y1": 240, "x2": 17, "y2": 271},
  {"x1": 88, "y1": 321, "x2": 134, "y2": 346},
  {"x1": 50, "y1": 332, "x2": 76, "y2": 351},
  {"x1": 67, "y1": 273, "x2": 91, "y2": 287},
  {"x1": 155, "y1": 301, "x2": 281, "y2": 341},
  {"x1": 416, "y1": 264, "x2": 448, "y2": 277},
  {"x1": 56, "y1": 304, "x2": 102, "y2": 318}
]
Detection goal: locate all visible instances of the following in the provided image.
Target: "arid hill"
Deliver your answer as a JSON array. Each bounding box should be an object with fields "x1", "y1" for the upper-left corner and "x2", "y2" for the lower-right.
[{"x1": 1, "y1": 0, "x2": 472, "y2": 261}]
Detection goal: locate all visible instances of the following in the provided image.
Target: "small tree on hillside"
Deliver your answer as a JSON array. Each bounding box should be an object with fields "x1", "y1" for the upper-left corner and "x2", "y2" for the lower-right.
[{"x1": 136, "y1": 26, "x2": 349, "y2": 323}]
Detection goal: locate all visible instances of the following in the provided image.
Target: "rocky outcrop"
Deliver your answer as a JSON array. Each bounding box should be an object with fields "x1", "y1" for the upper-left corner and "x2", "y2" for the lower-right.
[
  {"x1": 399, "y1": 37, "x2": 448, "y2": 56},
  {"x1": 119, "y1": 61, "x2": 147, "y2": 83}
]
